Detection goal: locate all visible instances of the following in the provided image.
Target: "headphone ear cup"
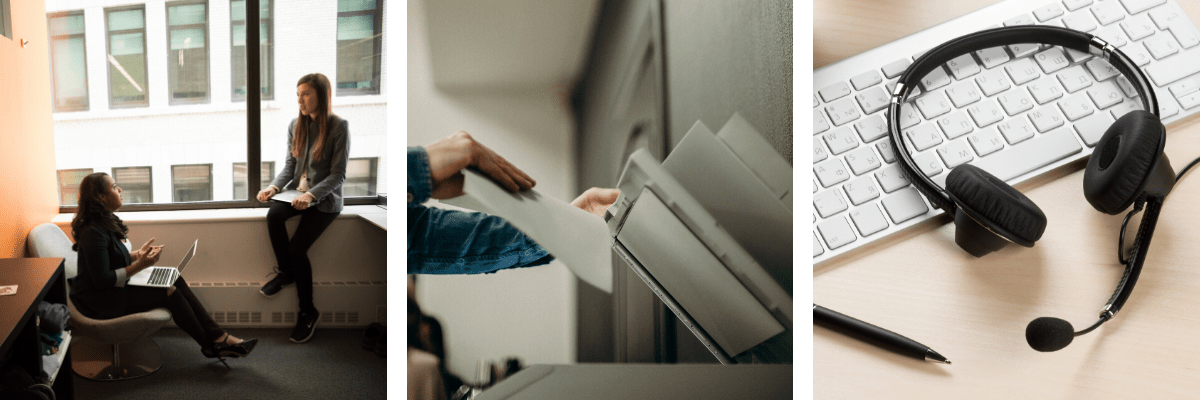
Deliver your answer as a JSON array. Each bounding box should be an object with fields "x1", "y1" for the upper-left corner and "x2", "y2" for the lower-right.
[
  {"x1": 1083, "y1": 110, "x2": 1167, "y2": 215},
  {"x1": 946, "y1": 164, "x2": 1048, "y2": 244}
]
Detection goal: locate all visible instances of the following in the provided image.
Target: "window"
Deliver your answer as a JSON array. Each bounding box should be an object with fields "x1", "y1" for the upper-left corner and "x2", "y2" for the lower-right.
[
  {"x1": 336, "y1": 0, "x2": 382, "y2": 95},
  {"x1": 233, "y1": 161, "x2": 274, "y2": 200},
  {"x1": 344, "y1": 157, "x2": 377, "y2": 197},
  {"x1": 172, "y1": 164, "x2": 213, "y2": 202},
  {"x1": 57, "y1": 169, "x2": 93, "y2": 206},
  {"x1": 105, "y1": 6, "x2": 149, "y2": 108},
  {"x1": 231, "y1": 0, "x2": 272, "y2": 101},
  {"x1": 48, "y1": 11, "x2": 89, "y2": 112},
  {"x1": 113, "y1": 167, "x2": 153, "y2": 204},
  {"x1": 167, "y1": 1, "x2": 210, "y2": 104}
]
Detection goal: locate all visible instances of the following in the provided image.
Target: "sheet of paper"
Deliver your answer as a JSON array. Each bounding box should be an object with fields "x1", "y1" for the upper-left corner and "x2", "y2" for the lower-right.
[{"x1": 442, "y1": 170, "x2": 613, "y2": 293}]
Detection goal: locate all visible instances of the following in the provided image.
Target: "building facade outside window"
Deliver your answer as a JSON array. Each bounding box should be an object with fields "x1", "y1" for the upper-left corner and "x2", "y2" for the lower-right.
[
  {"x1": 105, "y1": 6, "x2": 149, "y2": 108},
  {"x1": 231, "y1": 0, "x2": 272, "y2": 102},
  {"x1": 113, "y1": 166, "x2": 153, "y2": 204},
  {"x1": 232, "y1": 161, "x2": 273, "y2": 200},
  {"x1": 344, "y1": 157, "x2": 377, "y2": 197},
  {"x1": 57, "y1": 169, "x2": 94, "y2": 206},
  {"x1": 48, "y1": 11, "x2": 89, "y2": 112},
  {"x1": 335, "y1": 0, "x2": 382, "y2": 95},
  {"x1": 167, "y1": 1, "x2": 210, "y2": 104},
  {"x1": 172, "y1": 164, "x2": 213, "y2": 202}
]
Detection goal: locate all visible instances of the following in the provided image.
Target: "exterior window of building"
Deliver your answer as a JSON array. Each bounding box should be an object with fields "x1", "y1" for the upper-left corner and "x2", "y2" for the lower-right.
[
  {"x1": 335, "y1": 0, "x2": 382, "y2": 95},
  {"x1": 105, "y1": 6, "x2": 149, "y2": 108},
  {"x1": 232, "y1": 161, "x2": 273, "y2": 200},
  {"x1": 344, "y1": 157, "x2": 377, "y2": 197},
  {"x1": 167, "y1": 1, "x2": 210, "y2": 104},
  {"x1": 48, "y1": 11, "x2": 89, "y2": 112},
  {"x1": 57, "y1": 169, "x2": 93, "y2": 206},
  {"x1": 231, "y1": 0, "x2": 272, "y2": 101},
  {"x1": 113, "y1": 167, "x2": 153, "y2": 204},
  {"x1": 172, "y1": 164, "x2": 213, "y2": 202}
]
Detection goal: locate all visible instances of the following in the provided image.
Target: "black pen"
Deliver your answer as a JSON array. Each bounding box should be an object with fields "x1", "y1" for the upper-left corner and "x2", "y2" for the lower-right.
[{"x1": 814, "y1": 304, "x2": 951, "y2": 364}]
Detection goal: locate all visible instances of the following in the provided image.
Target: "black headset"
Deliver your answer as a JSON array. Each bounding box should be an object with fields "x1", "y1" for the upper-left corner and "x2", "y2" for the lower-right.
[{"x1": 887, "y1": 26, "x2": 1176, "y2": 352}]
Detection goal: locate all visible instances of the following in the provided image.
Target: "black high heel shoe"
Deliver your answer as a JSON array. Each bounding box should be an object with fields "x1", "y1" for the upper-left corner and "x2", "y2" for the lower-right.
[{"x1": 202, "y1": 334, "x2": 258, "y2": 368}]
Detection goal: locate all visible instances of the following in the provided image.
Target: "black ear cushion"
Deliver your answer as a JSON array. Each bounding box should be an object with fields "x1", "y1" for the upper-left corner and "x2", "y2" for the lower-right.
[
  {"x1": 946, "y1": 164, "x2": 1048, "y2": 243},
  {"x1": 1084, "y1": 110, "x2": 1165, "y2": 215}
]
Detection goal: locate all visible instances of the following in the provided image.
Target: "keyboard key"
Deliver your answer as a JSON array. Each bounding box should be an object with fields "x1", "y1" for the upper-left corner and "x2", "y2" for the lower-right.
[
  {"x1": 1170, "y1": 78, "x2": 1200, "y2": 98},
  {"x1": 854, "y1": 114, "x2": 889, "y2": 143},
  {"x1": 1034, "y1": 47, "x2": 1071, "y2": 74},
  {"x1": 1121, "y1": 14, "x2": 1157, "y2": 41},
  {"x1": 1109, "y1": 100, "x2": 1141, "y2": 119},
  {"x1": 1159, "y1": 95, "x2": 1180, "y2": 117},
  {"x1": 814, "y1": 137, "x2": 828, "y2": 162},
  {"x1": 967, "y1": 126, "x2": 1005, "y2": 156},
  {"x1": 1064, "y1": 0, "x2": 1093, "y2": 11},
  {"x1": 1119, "y1": 0, "x2": 1166, "y2": 15},
  {"x1": 913, "y1": 151, "x2": 944, "y2": 177},
  {"x1": 1009, "y1": 43, "x2": 1042, "y2": 59},
  {"x1": 998, "y1": 90, "x2": 1035, "y2": 115},
  {"x1": 843, "y1": 176, "x2": 881, "y2": 205},
  {"x1": 1034, "y1": 3, "x2": 1065, "y2": 22},
  {"x1": 1074, "y1": 111, "x2": 1115, "y2": 147},
  {"x1": 855, "y1": 86, "x2": 890, "y2": 114},
  {"x1": 1144, "y1": 46, "x2": 1200, "y2": 86},
  {"x1": 915, "y1": 92, "x2": 952, "y2": 119},
  {"x1": 937, "y1": 139, "x2": 976, "y2": 169},
  {"x1": 1004, "y1": 14, "x2": 1036, "y2": 26},
  {"x1": 815, "y1": 108, "x2": 831, "y2": 135},
  {"x1": 905, "y1": 124, "x2": 943, "y2": 151},
  {"x1": 813, "y1": 234, "x2": 824, "y2": 257},
  {"x1": 899, "y1": 103, "x2": 922, "y2": 129},
  {"x1": 998, "y1": 116, "x2": 1037, "y2": 144},
  {"x1": 974, "y1": 47, "x2": 1009, "y2": 71},
  {"x1": 849, "y1": 203, "x2": 889, "y2": 237},
  {"x1": 969, "y1": 127, "x2": 1082, "y2": 181},
  {"x1": 975, "y1": 69, "x2": 1012, "y2": 96},
  {"x1": 825, "y1": 98, "x2": 862, "y2": 126},
  {"x1": 1150, "y1": 3, "x2": 1187, "y2": 30},
  {"x1": 1065, "y1": 47, "x2": 1093, "y2": 63},
  {"x1": 817, "y1": 216, "x2": 856, "y2": 250},
  {"x1": 1057, "y1": 65, "x2": 1094, "y2": 93},
  {"x1": 920, "y1": 67, "x2": 952, "y2": 91},
  {"x1": 1178, "y1": 91, "x2": 1200, "y2": 109},
  {"x1": 819, "y1": 82, "x2": 851, "y2": 102},
  {"x1": 967, "y1": 99, "x2": 1005, "y2": 127},
  {"x1": 1085, "y1": 58, "x2": 1121, "y2": 82},
  {"x1": 815, "y1": 158, "x2": 851, "y2": 187},
  {"x1": 874, "y1": 164, "x2": 911, "y2": 193},
  {"x1": 815, "y1": 189, "x2": 850, "y2": 218},
  {"x1": 882, "y1": 58, "x2": 913, "y2": 79},
  {"x1": 1087, "y1": 81, "x2": 1126, "y2": 109},
  {"x1": 1062, "y1": 12, "x2": 1099, "y2": 32},
  {"x1": 1168, "y1": 21, "x2": 1200, "y2": 49},
  {"x1": 1145, "y1": 32, "x2": 1181, "y2": 59},
  {"x1": 1027, "y1": 76, "x2": 1064, "y2": 104},
  {"x1": 946, "y1": 54, "x2": 981, "y2": 80},
  {"x1": 851, "y1": 71, "x2": 884, "y2": 90},
  {"x1": 1005, "y1": 58, "x2": 1041, "y2": 85},
  {"x1": 945, "y1": 82, "x2": 981, "y2": 107},
  {"x1": 1095, "y1": 26, "x2": 1129, "y2": 48},
  {"x1": 881, "y1": 187, "x2": 929, "y2": 224},
  {"x1": 844, "y1": 147, "x2": 882, "y2": 176},
  {"x1": 1059, "y1": 92, "x2": 1096, "y2": 121},
  {"x1": 1091, "y1": 1, "x2": 1126, "y2": 26},
  {"x1": 814, "y1": 94, "x2": 819, "y2": 108},
  {"x1": 823, "y1": 127, "x2": 860, "y2": 155},
  {"x1": 1030, "y1": 104, "x2": 1067, "y2": 131},
  {"x1": 876, "y1": 140, "x2": 898, "y2": 164},
  {"x1": 937, "y1": 111, "x2": 974, "y2": 139},
  {"x1": 1121, "y1": 42, "x2": 1152, "y2": 67}
]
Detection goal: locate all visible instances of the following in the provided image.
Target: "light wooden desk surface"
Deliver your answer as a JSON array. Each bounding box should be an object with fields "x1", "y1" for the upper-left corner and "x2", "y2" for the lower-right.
[{"x1": 814, "y1": 0, "x2": 1200, "y2": 398}]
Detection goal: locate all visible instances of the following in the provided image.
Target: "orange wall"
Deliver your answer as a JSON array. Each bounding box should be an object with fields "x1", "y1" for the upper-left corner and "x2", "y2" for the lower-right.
[{"x1": 0, "y1": 0, "x2": 61, "y2": 258}]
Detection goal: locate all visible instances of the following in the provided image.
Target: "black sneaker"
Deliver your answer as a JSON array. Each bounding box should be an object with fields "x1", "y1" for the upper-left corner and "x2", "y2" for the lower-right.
[
  {"x1": 290, "y1": 310, "x2": 320, "y2": 343},
  {"x1": 259, "y1": 268, "x2": 293, "y2": 298}
]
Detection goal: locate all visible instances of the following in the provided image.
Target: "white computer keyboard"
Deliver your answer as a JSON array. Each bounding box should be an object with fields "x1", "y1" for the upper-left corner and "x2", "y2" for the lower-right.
[{"x1": 813, "y1": 0, "x2": 1200, "y2": 265}]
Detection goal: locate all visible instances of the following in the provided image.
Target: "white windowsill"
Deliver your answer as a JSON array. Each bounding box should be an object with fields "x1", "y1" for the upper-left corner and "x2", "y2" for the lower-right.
[{"x1": 52, "y1": 204, "x2": 386, "y2": 225}]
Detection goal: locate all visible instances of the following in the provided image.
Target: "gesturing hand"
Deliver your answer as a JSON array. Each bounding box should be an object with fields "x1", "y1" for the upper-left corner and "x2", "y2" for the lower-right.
[
  {"x1": 131, "y1": 238, "x2": 156, "y2": 261},
  {"x1": 425, "y1": 131, "x2": 536, "y2": 198},
  {"x1": 571, "y1": 188, "x2": 621, "y2": 218}
]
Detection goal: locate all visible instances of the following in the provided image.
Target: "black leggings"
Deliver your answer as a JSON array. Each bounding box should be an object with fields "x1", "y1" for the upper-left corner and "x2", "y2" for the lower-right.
[
  {"x1": 266, "y1": 201, "x2": 340, "y2": 315},
  {"x1": 125, "y1": 276, "x2": 222, "y2": 348}
]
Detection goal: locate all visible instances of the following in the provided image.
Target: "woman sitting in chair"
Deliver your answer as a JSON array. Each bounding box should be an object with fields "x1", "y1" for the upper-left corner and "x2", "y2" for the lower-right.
[{"x1": 70, "y1": 172, "x2": 257, "y2": 361}]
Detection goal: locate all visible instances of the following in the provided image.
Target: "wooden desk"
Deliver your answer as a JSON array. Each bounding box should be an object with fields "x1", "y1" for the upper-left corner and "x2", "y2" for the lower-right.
[
  {"x1": 814, "y1": 1, "x2": 1200, "y2": 398},
  {"x1": 0, "y1": 258, "x2": 73, "y2": 399}
]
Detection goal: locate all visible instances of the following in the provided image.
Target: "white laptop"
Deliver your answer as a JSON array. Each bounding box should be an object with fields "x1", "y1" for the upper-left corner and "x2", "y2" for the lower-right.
[{"x1": 128, "y1": 240, "x2": 197, "y2": 288}]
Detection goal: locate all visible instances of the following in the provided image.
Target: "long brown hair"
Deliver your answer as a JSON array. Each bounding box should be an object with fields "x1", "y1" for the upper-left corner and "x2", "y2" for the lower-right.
[
  {"x1": 71, "y1": 172, "x2": 128, "y2": 251},
  {"x1": 293, "y1": 73, "x2": 333, "y2": 161}
]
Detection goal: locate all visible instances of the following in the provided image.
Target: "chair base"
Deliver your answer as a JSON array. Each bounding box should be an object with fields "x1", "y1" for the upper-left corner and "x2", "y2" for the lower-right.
[{"x1": 72, "y1": 336, "x2": 163, "y2": 381}]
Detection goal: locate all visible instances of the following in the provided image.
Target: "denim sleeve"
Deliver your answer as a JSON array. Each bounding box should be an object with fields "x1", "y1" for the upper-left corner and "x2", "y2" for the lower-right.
[{"x1": 407, "y1": 147, "x2": 554, "y2": 274}]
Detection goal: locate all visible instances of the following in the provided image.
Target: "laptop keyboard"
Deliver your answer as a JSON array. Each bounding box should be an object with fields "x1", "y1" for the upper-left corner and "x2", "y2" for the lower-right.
[
  {"x1": 814, "y1": 0, "x2": 1200, "y2": 265},
  {"x1": 148, "y1": 268, "x2": 173, "y2": 286}
]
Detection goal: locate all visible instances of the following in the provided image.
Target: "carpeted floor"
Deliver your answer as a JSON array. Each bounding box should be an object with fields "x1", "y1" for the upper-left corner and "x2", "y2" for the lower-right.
[{"x1": 73, "y1": 328, "x2": 387, "y2": 400}]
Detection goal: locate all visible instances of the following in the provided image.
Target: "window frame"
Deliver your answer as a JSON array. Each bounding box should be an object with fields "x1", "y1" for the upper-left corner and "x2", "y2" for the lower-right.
[
  {"x1": 171, "y1": 163, "x2": 214, "y2": 202},
  {"x1": 103, "y1": 5, "x2": 150, "y2": 109},
  {"x1": 335, "y1": 0, "x2": 383, "y2": 96},
  {"x1": 344, "y1": 157, "x2": 378, "y2": 197},
  {"x1": 48, "y1": 10, "x2": 89, "y2": 112},
  {"x1": 58, "y1": 0, "x2": 382, "y2": 213},
  {"x1": 57, "y1": 168, "x2": 94, "y2": 207},
  {"x1": 1, "y1": 0, "x2": 12, "y2": 41},
  {"x1": 166, "y1": 0, "x2": 212, "y2": 105},
  {"x1": 232, "y1": 161, "x2": 274, "y2": 200},
  {"x1": 230, "y1": 0, "x2": 273, "y2": 102}
]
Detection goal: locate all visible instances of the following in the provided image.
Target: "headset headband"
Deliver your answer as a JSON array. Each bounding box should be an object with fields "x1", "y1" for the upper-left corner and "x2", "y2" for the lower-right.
[{"x1": 887, "y1": 25, "x2": 1159, "y2": 214}]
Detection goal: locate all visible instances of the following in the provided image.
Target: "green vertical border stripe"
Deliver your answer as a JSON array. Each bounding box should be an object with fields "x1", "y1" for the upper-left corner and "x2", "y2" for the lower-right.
[
  {"x1": 796, "y1": 0, "x2": 816, "y2": 396},
  {"x1": 391, "y1": 0, "x2": 405, "y2": 393}
]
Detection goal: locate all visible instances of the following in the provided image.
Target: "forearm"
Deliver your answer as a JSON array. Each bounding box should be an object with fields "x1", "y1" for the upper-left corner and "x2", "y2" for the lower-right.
[{"x1": 407, "y1": 204, "x2": 553, "y2": 274}]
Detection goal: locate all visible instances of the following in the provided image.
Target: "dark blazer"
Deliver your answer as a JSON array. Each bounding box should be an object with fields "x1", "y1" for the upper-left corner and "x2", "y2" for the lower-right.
[
  {"x1": 69, "y1": 224, "x2": 132, "y2": 319},
  {"x1": 270, "y1": 115, "x2": 350, "y2": 213}
]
